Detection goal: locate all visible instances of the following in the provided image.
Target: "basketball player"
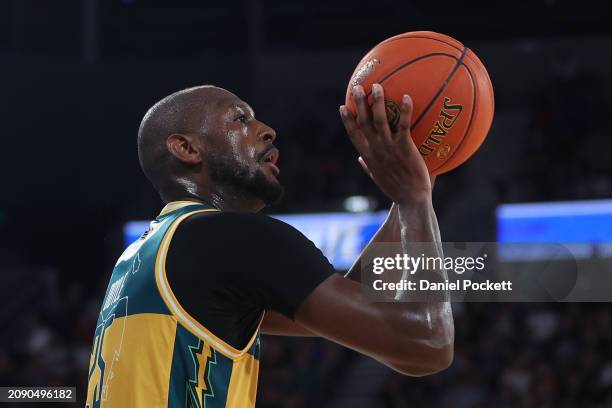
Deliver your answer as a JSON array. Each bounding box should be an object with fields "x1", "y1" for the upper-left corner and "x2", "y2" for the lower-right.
[{"x1": 85, "y1": 83, "x2": 453, "y2": 407}]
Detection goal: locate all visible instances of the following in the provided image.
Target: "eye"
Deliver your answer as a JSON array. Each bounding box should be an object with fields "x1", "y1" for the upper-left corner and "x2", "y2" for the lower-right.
[{"x1": 235, "y1": 114, "x2": 247, "y2": 123}]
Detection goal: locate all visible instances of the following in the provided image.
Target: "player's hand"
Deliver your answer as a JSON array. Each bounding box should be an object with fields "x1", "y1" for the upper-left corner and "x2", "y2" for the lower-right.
[{"x1": 340, "y1": 84, "x2": 432, "y2": 205}]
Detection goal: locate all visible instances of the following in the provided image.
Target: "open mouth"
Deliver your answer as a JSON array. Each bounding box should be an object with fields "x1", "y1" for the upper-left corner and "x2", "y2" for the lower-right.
[{"x1": 261, "y1": 148, "x2": 280, "y2": 176}]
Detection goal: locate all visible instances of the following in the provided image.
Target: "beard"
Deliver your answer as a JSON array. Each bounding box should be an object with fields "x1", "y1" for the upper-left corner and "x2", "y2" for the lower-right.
[{"x1": 207, "y1": 154, "x2": 284, "y2": 206}]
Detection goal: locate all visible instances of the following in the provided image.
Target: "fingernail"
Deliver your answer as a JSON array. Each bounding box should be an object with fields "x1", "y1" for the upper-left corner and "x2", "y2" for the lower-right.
[
  {"x1": 352, "y1": 85, "x2": 362, "y2": 96},
  {"x1": 372, "y1": 83, "x2": 382, "y2": 97},
  {"x1": 402, "y1": 94, "x2": 411, "y2": 105},
  {"x1": 339, "y1": 105, "x2": 346, "y2": 115}
]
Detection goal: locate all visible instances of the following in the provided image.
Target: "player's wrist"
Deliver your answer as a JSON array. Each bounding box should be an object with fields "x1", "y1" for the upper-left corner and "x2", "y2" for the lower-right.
[
  {"x1": 396, "y1": 197, "x2": 434, "y2": 229},
  {"x1": 394, "y1": 190, "x2": 432, "y2": 208}
]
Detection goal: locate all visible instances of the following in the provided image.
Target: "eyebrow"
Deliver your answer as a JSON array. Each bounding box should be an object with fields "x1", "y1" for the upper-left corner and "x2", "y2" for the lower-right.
[{"x1": 231, "y1": 103, "x2": 255, "y2": 117}]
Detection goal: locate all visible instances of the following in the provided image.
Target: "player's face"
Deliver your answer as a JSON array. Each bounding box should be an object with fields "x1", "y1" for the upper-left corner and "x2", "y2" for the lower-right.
[{"x1": 204, "y1": 95, "x2": 283, "y2": 204}]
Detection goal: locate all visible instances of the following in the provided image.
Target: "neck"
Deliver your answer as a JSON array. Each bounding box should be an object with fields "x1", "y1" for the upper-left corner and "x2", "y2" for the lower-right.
[
  {"x1": 208, "y1": 186, "x2": 265, "y2": 212},
  {"x1": 163, "y1": 177, "x2": 265, "y2": 213}
]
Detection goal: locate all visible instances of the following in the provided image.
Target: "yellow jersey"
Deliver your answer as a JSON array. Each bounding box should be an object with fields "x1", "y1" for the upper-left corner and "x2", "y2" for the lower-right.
[{"x1": 86, "y1": 201, "x2": 261, "y2": 408}]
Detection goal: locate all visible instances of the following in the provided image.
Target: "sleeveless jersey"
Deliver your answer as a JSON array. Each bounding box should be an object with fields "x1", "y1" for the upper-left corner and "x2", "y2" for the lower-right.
[{"x1": 86, "y1": 201, "x2": 263, "y2": 408}]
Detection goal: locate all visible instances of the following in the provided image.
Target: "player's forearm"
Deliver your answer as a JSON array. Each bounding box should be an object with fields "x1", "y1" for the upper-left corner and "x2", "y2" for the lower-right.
[
  {"x1": 396, "y1": 199, "x2": 449, "y2": 297},
  {"x1": 345, "y1": 204, "x2": 400, "y2": 282},
  {"x1": 346, "y1": 178, "x2": 437, "y2": 282},
  {"x1": 392, "y1": 199, "x2": 454, "y2": 370},
  {"x1": 260, "y1": 311, "x2": 317, "y2": 337},
  {"x1": 348, "y1": 199, "x2": 453, "y2": 344}
]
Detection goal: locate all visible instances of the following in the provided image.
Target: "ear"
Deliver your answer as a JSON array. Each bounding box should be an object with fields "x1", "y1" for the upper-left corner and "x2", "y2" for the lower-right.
[{"x1": 166, "y1": 133, "x2": 202, "y2": 165}]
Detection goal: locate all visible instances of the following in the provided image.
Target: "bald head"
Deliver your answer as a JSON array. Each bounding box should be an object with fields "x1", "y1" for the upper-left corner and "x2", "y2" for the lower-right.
[
  {"x1": 136, "y1": 85, "x2": 282, "y2": 209},
  {"x1": 137, "y1": 85, "x2": 235, "y2": 194}
]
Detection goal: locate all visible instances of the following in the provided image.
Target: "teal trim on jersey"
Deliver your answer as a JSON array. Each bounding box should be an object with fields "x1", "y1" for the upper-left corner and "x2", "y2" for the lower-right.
[
  {"x1": 168, "y1": 325, "x2": 233, "y2": 408},
  {"x1": 204, "y1": 350, "x2": 233, "y2": 408},
  {"x1": 95, "y1": 203, "x2": 215, "y2": 327},
  {"x1": 155, "y1": 203, "x2": 212, "y2": 223},
  {"x1": 246, "y1": 334, "x2": 261, "y2": 361},
  {"x1": 167, "y1": 325, "x2": 192, "y2": 407},
  {"x1": 91, "y1": 201, "x2": 237, "y2": 408}
]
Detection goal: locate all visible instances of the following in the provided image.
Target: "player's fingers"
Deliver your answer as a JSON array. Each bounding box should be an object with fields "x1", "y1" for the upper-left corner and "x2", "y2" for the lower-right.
[
  {"x1": 358, "y1": 156, "x2": 374, "y2": 179},
  {"x1": 340, "y1": 105, "x2": 369, "y2": 156},
  {"x1": 352, "y1": 85, "x2": 372, "y2": 130},
  {"x1": 370, "y1": 84, "x2": 392, "y2": 144},
  {"x1": 395, "y1": 94, "x2": 414, "y2": 141},
  {"x1": 395, "y1": 94, "x2": 424, "y2": 160},
  {"x1": 395, "y1": 95, "x2": 432, "y2": 177},
  {"x1": 402, "y1": 123, "x2": 422, "y2": 158}
]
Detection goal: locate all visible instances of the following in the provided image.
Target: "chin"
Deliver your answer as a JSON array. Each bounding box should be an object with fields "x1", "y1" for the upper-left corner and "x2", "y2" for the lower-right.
[
  {"x1": 265, "y1": 173, "x2": 281, "y2": 185},
  {"x1": 259, "y1": 181, "x2": 284, "y2": 206}
]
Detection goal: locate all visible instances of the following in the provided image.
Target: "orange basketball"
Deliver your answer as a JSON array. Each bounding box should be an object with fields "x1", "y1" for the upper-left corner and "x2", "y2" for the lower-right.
[{"x1": 345, "y1": 31, "x2": 494, "y2": 175}]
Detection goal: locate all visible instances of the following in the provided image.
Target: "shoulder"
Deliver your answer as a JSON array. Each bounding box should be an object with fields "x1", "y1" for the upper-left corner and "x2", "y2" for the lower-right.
[
  {"x1": 180, "y1": 211, "x2": 301, "y2": 234},
  {"x1": 173, "y1": 211, "x2": 311, "y2": 248}
]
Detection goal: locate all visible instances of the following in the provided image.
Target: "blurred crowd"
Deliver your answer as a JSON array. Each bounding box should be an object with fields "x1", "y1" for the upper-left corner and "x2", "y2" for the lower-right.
[
  {"x1": 503, "y1": 51, "x2": 612, "y2": 203},
  {"x1": 376, "y1": 303, "x2": 612, "y2": 408}
]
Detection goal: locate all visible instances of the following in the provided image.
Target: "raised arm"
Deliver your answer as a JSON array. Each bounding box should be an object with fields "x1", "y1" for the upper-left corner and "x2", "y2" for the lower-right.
[{"x1": 294, "y1": 84, "x2": 453, "y2": 376}]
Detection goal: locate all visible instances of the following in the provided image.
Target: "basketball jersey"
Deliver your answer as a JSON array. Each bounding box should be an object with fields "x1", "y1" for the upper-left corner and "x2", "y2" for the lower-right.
[{"x1": 86, "y1": 201, "x2": 263, "y2": 408}]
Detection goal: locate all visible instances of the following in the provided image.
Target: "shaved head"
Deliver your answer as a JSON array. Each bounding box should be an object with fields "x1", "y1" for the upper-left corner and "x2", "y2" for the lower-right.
[
  {"x1": 137, "y1": 85, "x2": 233, "y2": 193},
  {"x1": 136, "y1": 85, "x2": 282, "y2": 209}
]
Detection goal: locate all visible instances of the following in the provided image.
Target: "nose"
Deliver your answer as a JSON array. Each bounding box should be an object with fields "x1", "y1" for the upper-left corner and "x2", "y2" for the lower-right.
[{"x1": 258, "y1": 122, "x2": 276, "y2": 144}]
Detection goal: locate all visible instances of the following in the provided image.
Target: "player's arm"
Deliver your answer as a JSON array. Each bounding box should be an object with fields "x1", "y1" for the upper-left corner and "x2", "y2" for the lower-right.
[
  {"x1": 260, "y1": 311, "x2": 316, "y2": 337},
  {"x1": 261, "y1": 203, "x2": 412, "y2": 336},
  {"x1": 262, "y1": 202, "x2": 403, "y2": 337},
  {"x1": 344, "y1": 174, "x2": 435, "y2": 283},
  {"x1": 344, "y1": 204, "x2": 399, "y2": 282},
  {"x1": 294, "y1": 84, "x2": 453, "y2": 376},
  {"x1": 262, "y1": 203, "x2": 402, "y2": 336}
]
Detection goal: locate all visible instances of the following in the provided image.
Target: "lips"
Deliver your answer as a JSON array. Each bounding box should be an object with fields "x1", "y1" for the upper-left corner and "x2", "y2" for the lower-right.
[
  {"x1": 260, "y1": 147, "x2": 280, "y2": 176},
  {"x1": 261, "y1": 148, "x2": 279, "y2": 165}
]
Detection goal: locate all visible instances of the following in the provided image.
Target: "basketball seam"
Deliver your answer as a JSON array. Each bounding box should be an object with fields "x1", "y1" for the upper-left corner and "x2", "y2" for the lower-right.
[
  {"x1": 381, "y1": 34, "x2": 463, "y2": 53},
  {"x1": 429, "y1": 62, "x2": 478, "y2": 174},
  {"x1": 410, "y1": 47, "x2": 468, "y2": 130},
  {"x1": 362, "y1": 50, "x2": 468, "y2": 132},
  {"x1": 363, "y1": 52, "x2": 458, "y2": 102},
  {"x1": 380, "y1": 34, "x2": 484, "y2": 71},
  {"x1": 359, "y1": 36, "x2": 492, "y2": 174},
  {"x1": 364, "y1": 52, "x2": 455, "y2": 91}
]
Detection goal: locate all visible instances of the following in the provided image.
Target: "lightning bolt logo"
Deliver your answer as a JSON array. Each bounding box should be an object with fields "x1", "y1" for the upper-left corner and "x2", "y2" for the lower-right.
[{"x1": 187, "y1": 340, "x2": 216, "y2": 408}]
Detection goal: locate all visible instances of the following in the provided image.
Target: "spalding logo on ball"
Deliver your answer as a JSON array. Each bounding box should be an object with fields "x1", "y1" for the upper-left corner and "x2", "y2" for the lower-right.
[{"x1": 345, "y1": 31, "x2": 495, "y2": 175}]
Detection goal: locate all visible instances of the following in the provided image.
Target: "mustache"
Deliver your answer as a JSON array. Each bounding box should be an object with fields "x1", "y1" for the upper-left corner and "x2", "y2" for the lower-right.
[{"x1": 257, "y1": 145, "x2": 277, "y2": 162}]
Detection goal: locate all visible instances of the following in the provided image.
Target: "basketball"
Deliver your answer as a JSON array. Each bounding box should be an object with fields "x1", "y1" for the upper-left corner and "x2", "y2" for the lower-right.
[{"x1": 345, "y1": 31, "x2": 495, "y2": 175}]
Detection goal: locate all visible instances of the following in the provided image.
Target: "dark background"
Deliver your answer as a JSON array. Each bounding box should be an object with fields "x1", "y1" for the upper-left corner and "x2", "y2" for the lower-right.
[{"x1": 1, "y1": 0, "x2": 612, "y2": 406}]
